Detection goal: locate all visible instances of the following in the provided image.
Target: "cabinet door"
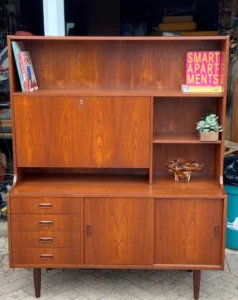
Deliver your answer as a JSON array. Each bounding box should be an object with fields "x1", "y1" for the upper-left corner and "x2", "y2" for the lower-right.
[
  {"x1": 15, "y1": 96, "x2": 150, "y2": 167},
  {"x1": 84, "y1": 197, "x2": 153, "y2": 265},
  {"x1": 154, "y1": 198, "x2": 223, "y2": 266}
]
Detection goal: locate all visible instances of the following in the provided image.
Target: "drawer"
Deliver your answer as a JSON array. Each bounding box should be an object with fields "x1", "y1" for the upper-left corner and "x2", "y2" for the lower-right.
[
  {"x1": 12, "y1": 248, "x2": 82, "y2": 265},
  {"x1": 12, "y1": 231, "x2": 81, "y2": 248},
  {"x1": 11, "y1": 215, "x2": 81, "y2": 231},
  {"x1": 10, "y1": 197, "x2": 82, "y2": 214}
]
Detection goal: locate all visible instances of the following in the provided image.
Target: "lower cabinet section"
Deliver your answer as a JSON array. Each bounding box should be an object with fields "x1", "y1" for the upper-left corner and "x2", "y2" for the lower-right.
[
  {"x1": 12, "y1": 248, "x2": 82, "y2": 265},
  {"x1": 9, "y1": 196, "x2": 224, "y2": 268},
  {"x1": 154, "y1": 198, "x2": 223, "y2": 266},
  {"x1": 84, "y1": 197, "x2": 154, "y2": 265}
]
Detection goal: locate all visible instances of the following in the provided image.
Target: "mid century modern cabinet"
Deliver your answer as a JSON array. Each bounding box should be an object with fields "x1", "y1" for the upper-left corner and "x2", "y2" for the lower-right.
[{"x1": 7, "y1": 36, "x2": 229, "y2": 299}]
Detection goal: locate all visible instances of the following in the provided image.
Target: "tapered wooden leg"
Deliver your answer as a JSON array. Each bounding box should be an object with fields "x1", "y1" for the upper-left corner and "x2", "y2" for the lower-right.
[
  {"x1": 193, "y1": 270, "x2": 201, "y2": 300},
  {"x1": 33, "y1": 268, "x2": 41, "y2": 298}
]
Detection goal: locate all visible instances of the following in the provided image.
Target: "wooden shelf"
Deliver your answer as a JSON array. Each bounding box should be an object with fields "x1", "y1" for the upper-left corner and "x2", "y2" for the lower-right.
[
  {"x1": 8, "y1": 35, "x2": 229, "y2": 41},
  {"x1": 13, "y1": 89, "x2": 224, "y2": 98},
  {"x1": 153, "y1": 132, "x2": 222, "y2": 144},
  {"x1": 9, "y1": 174, "x2": 223, "y2": 198}
]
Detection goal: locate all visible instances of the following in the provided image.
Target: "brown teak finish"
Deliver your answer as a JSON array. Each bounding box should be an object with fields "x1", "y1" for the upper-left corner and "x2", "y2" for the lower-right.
[
  {"x1": 12, "y1": 231, "x2": 81, "y2": 248},
  {"x1": 154, "y1": 198, "x2": 223, "y2": 265},
  {"x1": 84, "y1": 197, "x2": 154, "y2": 265},
  {"x1": 11, "y1": 214, "x2": 81, "y2": 231},
  {"x1": 12, "y1": 248, "x2": 82, "y2": 265},
  {"x1": 7, "y1": 36, "x2": 229, "y2": 299},
  {"x1": 16, "y1": 39, "x2": 222, "y2": 91},
  {"x1": 33, "y1": 269, "x2": 41, "y2": 298},
  {"x1": 14, "y1": 96, "x2": 150, "y2": 168},
  {"x1": 10, "y1": 197, "x2": 82, "y2": 214}
]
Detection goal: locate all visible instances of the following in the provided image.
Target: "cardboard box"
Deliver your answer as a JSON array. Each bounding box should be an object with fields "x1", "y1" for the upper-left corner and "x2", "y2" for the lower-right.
[
  {"x1": 162, "y1": 15, "x2": 193, "y2": 23},
  {"x1": 159, "y1": 22, "x2": 197, "y2": 31}
]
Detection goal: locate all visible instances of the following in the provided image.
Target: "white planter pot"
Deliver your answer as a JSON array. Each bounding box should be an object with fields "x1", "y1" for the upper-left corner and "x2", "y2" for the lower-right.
[
  {"x1": 43, "y1": 0, "x2": 65, "y2": 36},
  {"x1": 199, "y1": 131, "x2": 219, "y2": 142}
]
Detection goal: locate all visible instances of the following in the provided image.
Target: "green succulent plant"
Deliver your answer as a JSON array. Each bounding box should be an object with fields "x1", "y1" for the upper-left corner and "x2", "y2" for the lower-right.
[{"x1": 196, "y1": 113, "x2": 223, "y2": 132}]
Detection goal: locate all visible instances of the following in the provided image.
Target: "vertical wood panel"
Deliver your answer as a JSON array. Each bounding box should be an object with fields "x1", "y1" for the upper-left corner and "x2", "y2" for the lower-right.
[
  {"x1": 154, "y1": 198, "x2": 223, "y2": 265},
  {"x1": 84, "y1": 197, "x2": 154, "y2": 265},
  {"x1": 14, "y1": 96, "x2": 150, "y2": 168},
  {"x1": 149, "y1": 97, "x2": 154, "y2": 184},
  {"x1": 218, "y1": 38, "x2": 229, "y2": 183},
  {"x1": 231, "y1": 79, "x2": 238, "y2": 142},
  {"x1": 14, "y1": 96, "x2": 49, "y2": 167},
  {"x1": 26, "y1": 40, "x2": 219, "y2": 90}
]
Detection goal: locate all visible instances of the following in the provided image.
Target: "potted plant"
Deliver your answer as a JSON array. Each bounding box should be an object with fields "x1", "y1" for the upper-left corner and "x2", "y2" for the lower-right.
[{"x1": 196, "y1": 113, "x2": 223, "y2": 142}]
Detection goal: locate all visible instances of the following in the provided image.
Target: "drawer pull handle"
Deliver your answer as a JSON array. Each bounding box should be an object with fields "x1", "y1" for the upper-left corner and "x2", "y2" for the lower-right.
[
  {"x1": 39, "y1": 221, "x2": 53, "y2": 225},
  {"x1": 40, "y1": 254, "x2": 53, "y2": 260},
  {"x1": 40, "y1": 237, "x2": 53, "y2": 243},
  {"x1": 214, "y1": 225, "x2": 220, "y2": 238},
  {"x1": 86, "y1": 224, "x2": 91, "y2": 237},
  {"x1": 38, "y1": 203, "x2": 52, "y2": 209}
]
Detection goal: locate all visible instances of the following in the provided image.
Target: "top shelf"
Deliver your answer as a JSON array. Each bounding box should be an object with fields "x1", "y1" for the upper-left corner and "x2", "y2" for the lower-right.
[
  {"x1": 13, "y1": 88, "x2": 224, "y2": 98},
  {"x1": 8, "y1": 36, "x2": 229, "y2": 42}
]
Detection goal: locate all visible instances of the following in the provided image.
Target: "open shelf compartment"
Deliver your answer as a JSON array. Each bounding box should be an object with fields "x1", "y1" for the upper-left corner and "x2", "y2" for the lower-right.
[
  {"x1": 9, "y1": 172, "x2": 223, "y2": 199},
  {"x1": 153, "y1": 97, "x2": 224, "y2": 145},
  {"x1": 9, "y1": 36, "x2": 227, "y2": 95}
]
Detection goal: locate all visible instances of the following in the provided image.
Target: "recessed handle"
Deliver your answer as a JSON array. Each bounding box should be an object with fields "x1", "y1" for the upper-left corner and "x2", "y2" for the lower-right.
[
  {"x1": 214, "y1": 225, "x2": 220, "y2": 238},
  {"x1": 40, "y1": 254, "x2": 53, "y2": 260},
  {"x1": 38, "y1": 203, "x2": 52, "y2": 209},
  {"x1": 40, "y1": 237, "x2": 53, "y2": 243},
  {"x1": 39, "y1": 220, "x2": 53, "y2": 225},
  {"x1": 86, "y1": 224, "x2": 91, "y2": 237}
]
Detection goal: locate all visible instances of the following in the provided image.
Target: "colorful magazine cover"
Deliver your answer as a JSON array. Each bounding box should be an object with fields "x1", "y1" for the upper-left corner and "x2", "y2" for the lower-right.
[
  {"x1": 12, "y1": 41, "x2": 26, "y2": 92},
  {"x1": 18, "y1": 51, "x2": 38, "y2": 92}
]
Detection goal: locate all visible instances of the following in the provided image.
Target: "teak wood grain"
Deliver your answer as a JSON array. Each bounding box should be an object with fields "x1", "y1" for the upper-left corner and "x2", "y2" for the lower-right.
[
  {"x1": 9, "y1": 36, "x2": 228, "y2": 41},
  {"x1": 153, "y1": 97, "x2": 218, "y2": 135},
  {"x1": 20, "y1": 39, "x2": 222, "y2": 91},
  {"x1": 153, "y1": 144, "x2": 217, "y2": 177},
  {"x1": 14, "y1": 96, "x2": 150, "y2": 168},
  {"x1": 9, "y1": 174, "x2": 224, "y2": 198},
  {"x1": 11, "y1": 215, "x2": 81, "y2": 231},
  {"x1": 12, "y1": 248, "x2": 82, "y2": 265},
  {"x1": 153, "y1": 132, "x2": 221, "y2": 144},
  {"x1": 10, "y1": 197, "x2": 82, "y2": 214},
  {"x1": 154, "y1": 198, "x2": 223, "y2": 265},
  {"x1": 84, "y1": 197, "x2": 154, "y2": 265},
  {"x1": 13, "y1": 89, "x2": 224, "y2": 97},
  {"x1": 12, "y1": 231, "x2": 81, "y2": 248},
  {"x1": 7, "y1": 36, "x2": 229, "y2": 299}
]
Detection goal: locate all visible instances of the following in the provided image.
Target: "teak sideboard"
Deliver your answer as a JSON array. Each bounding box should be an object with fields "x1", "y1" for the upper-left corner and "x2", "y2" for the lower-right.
[{"x1": 7, "y1": 36, "x2": 229, "y2": 299}]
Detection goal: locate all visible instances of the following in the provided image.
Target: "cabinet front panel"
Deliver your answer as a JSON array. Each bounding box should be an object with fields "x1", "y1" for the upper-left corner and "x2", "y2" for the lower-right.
[
  {"x1": 14, "y1": 96, "x2": 49, "y2": 167},
  {"x1": 10, "y1": 197, "x2": 82, "y2": 214},
  {"x1": 11, "y1": 215, "x2": 81, "y2": 231},
  {"x1": 15, "y1": 96, "x2": 150, "y2": 168},
  {"x1": 12, "y1": 231, "x2": 81, "y2": 248},
  {"x1": 154, "y1": 198, "x2": 223, "y2": 265},
  {"x1": 84, "y1": 197, "x2": 154, "y2": 265},
  {"x1": 12, "y1": 248, "x2": 82, "y2": 265}
]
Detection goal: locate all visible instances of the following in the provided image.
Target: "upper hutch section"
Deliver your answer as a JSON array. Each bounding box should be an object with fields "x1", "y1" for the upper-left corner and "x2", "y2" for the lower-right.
[
  {"x1": 8, "y1": 36, "x2": 229, "y2": 193},
  {"x1": 8, "y1": 36, "x2": 229, "y2": 96}
]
